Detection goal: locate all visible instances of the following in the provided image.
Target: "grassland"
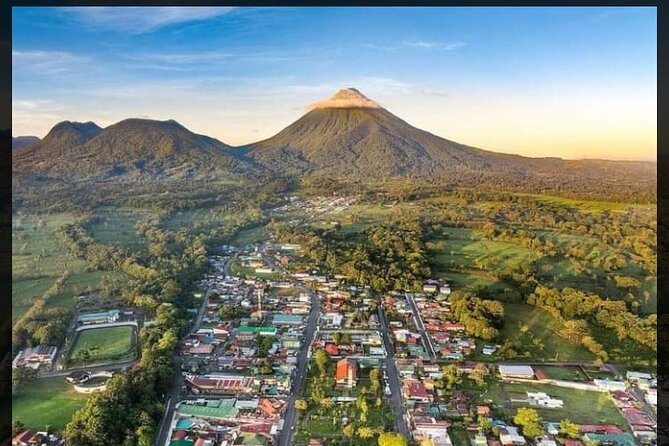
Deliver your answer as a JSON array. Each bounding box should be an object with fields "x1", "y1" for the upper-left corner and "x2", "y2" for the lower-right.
[
  {"x1": 482, "y1": 381, "x2": 626, "y2": 425},
  {"x1": 12, "y1": 376, "x2": 89, "y2": 430},
  {"x1": 12, "y1": 213, "x2": 79, "y2": 322},
  {"x1": 87, "y1": 207, "x2": 149, "y2": 251},
  {"x1": 499, "y1": 303, "x2": 594, "y2": 362},
  {"x1": 69, "y1": 326, "x2": 136, "y2": 365}
]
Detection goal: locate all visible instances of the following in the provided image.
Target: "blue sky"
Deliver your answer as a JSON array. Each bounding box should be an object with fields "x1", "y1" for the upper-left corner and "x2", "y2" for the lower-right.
[{"x1": 12, "y1": 7, "x2": 656, "y2": 160}]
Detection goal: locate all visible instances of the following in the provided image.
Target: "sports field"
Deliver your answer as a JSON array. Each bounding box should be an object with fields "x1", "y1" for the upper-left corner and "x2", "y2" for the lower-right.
[
  {"x1": 70, "y1": 325, "x2": 136, "y2": 365},
  {"x1": 12, "y1": 376, "x2": 89, "y2": 430}
]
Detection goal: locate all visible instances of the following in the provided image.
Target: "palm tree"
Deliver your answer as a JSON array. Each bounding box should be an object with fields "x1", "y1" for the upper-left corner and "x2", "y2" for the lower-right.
[{"x1": 358, "y1": 426, "x2": 375, "y2": 440}]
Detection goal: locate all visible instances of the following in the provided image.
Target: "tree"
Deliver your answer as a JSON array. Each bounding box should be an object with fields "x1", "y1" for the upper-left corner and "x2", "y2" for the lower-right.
[
  {"x1": 469, "y1": 363, "x2": 489, "y2": 387},
  {"x1": 295, "y1": 399, "x2": 308, "y2": 411},
  {"x1": 370, "y1": 367, "x2": 381, "y2": 394},
  {"x1": 333, "y1": 332, "x2": 342, "y2": 345},
  {"x1": 314, "y1": 349, "x2": 330, "y2": 376},
  {"x1": 343, "y1": 423, "x2": 356, "y2": 444},
  {"x1": 478, "y1": 415, "x2": 492, "y2": 432},
  {"x1": 563, "y1": 320, "x2": 589, "y2": 343},
  {"x1": 443, "y1": 364, "x2": 461, "y2": 389},
  {"x1": 378, "y1": 432, "x2": 409, "y2": 446},
  {"x1": 358, "y1": 426, "x2": 375, "y2": 439},
  {"x1": 559, "y1": 419, "x2": 581, "y2": 439},
  {"x1": 513, "y1": 407, "x2": 544, "y2": 438}
]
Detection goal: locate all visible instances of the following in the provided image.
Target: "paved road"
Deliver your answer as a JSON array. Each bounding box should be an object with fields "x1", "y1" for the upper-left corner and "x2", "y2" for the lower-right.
[
  {"x1": 36, "y1": 359, "x2": 138, "y2": 379},
  {"x1": 377, "y1": 305, "x2": 410, "y2": 438},
  {"x1": 154, "y1": 249, "x2": 240, "y2": 446},
  {"x1": 277, "y1": 283, "x2": 321, "y2": 446},
  {"x1": 405, "y1": 293, "x2": 436, "y2": 359}
]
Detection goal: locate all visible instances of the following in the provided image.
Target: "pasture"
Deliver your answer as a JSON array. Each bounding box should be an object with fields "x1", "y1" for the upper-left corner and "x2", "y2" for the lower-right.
[
  {"x1": 87, "y1": 207, "x2": 149, "y2": 251},
  {"x1": 500, "y1": 303, "x2": 594, "y2": 362}
]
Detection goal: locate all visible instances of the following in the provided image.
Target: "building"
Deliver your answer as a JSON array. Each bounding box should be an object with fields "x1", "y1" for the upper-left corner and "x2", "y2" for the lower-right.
[
  {"x1": 335, "y1": 358, "x2": 358, "y2": 388},
  {"x1": 186, "y1": 373, "x2": 256, "y2": 395},
  {"x1": 594, "y1": 379, "x2": 627, "y2": 391},
  {"x1": 237, "y1": 326, "x2": 277, "y2": 337},
  {"x1": 499, "y1": 427, "x2": 527, "y2": 446},
  {"x1": 498, "y1": 365, "x2": 534, "y2": 379},
  {"x1": 527, "y1": 392, "x2": 564, "y2": 408},
  {"x1": 413, "y1": 416, "x2": 451, "y2": 439},
  {"x1": 271, "y1": 314, "x2": 304, "y2": 326},
  {"x1": 77, "y1": 310, "x2": 120, "y2": 325},
  {"x1": 12, "y1": 345, "x2": 58, "y2": 369}
]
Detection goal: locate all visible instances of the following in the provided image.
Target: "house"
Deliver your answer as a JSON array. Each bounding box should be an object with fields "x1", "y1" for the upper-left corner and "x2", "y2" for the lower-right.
[
  {"x1": 308, "y1": 439, "x2": 324, "y2": 446},
  {"x1": 499, "y1": 427, "x2": 526, "y2": 446},
  {"x1": 582, "y1": 433, "x2": 636, "y2": 446},
  {"x1": 403, "y1": 378, "x2": 433, "y2": 403},
  {"x1": 336, "y1": 358, "x2": 358, "y2": 388},
  {"x1": 413, "y1": 416, "x2": 451, "y2": 440},
  {"x1": 482, "y1": 345, "x2": 498, "y2": 356},
  {"x1": 325, "y1": 343, "x2": 340, "y2": 356},
  {"x1": 12, "y1": 345, "x2": 58, "y2": 369},
  {"x1": 535, "y1": 438, "x2": 557, "y2": 446},
  {"x1": 645, "y1": 388, "x2": 657, "y2": 405},
  {"x1": 12, "y1": 430, "x2": 37, "y2": 446},
  {"x1": 498, "y1": 365, "x2": 534, "y2": 380},
  {"x1": 423, "y1": 284, "x2": 438, "y2": 293},
  {"x1": 472, "y1": 431, "x2": 488, "y2": 446},
  {"x1": 626, "y1": 371, "x2": 653, "y2": 382}
]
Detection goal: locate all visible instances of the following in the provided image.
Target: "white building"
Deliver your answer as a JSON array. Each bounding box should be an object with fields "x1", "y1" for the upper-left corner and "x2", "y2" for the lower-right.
[
  {"x1": 499, "y1": 364, "x2": 535, "y2": 379},
  {"x1": 527, "y1": 392, "x2": 564, "y2": 408}
]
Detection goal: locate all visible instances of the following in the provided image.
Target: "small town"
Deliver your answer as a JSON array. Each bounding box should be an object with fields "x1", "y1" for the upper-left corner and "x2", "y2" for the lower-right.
[{"x1": 11, "y1": 193, "x2": 659, "y2": 446}]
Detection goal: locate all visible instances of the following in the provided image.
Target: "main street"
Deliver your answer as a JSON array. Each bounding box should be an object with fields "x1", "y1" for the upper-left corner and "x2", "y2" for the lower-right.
[
  {"x1": 154, "y1": 248, "x2": 240, "y2": 446},
  {"x1": 377, "y1": 305, "x2": 410, "y2": 438},
  {"x1": 277, "y1": 283, "x2": 321, "y2": 446},
  {"x1": 258, "y1": 243, "x2": 322, "y2": 446},
  {"x1": 405, "y1": 293, "x2": 436, "y2": 359}
]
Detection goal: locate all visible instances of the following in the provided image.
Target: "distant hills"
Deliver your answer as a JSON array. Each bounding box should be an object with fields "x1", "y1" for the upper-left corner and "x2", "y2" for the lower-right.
[
  {"x1": 13, "y1": 118, "x2": 256, "y2": 180},
  {"x1": 12, "y1": 136, "x2": 40, "y2": 150},
  {"x1": 12, "y1": 88, "x2": 656, "y2": 200}
]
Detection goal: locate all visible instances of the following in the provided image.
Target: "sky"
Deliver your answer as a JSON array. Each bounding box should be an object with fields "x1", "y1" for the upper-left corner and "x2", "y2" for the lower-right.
[{"x1": 12, "y1": 7, "x2": 657, "y2": 161}]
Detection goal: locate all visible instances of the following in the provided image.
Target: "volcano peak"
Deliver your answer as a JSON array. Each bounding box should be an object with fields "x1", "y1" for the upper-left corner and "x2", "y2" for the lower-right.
[{"x1": 308, "y1": 87, "x2": 382, "y2": 110}]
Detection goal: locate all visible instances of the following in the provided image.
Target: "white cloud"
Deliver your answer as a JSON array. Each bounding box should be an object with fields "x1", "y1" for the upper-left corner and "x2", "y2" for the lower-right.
[
  {"x1": 12, "y1": 50, "x2": 88, "y2": 75},
  {"x1": 61, "y1": 7, "x2": 237, "y2": 34},
  {"x1": 361, "y1": 40, "x2": 465, "y2": 52}
]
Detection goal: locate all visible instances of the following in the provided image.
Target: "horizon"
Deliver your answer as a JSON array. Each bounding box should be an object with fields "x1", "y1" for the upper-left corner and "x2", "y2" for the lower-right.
[{"x1": 12, "y1": 7, "x2": 657, "y2": 161}]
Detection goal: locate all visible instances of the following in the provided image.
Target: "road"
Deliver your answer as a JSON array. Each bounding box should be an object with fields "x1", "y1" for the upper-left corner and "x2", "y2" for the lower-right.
[
  {"x1": 276, "y1": 283, "x2": 321, "y2": 446},
  {"x1": 377, "y1": 305, "x2": 410, "y2": 438},
  {"x1": 154, "y1": 248, "x2": 240, "y2": 446},
  {"x1": 37, "y1": 359, "x2": 138, "y2": 378},
  {"x1": 405, "y1": 293, "x2": 436, "y2": 359}
]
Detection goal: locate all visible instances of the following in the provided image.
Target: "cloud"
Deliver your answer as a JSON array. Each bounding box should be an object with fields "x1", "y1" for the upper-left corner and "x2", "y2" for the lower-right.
[
  {"x1": 12, "y1": 50, "x2": 88, "y2": 75},
  {"x1": 403, "y1": 40, "x2": 466, "y2": 50},
  {"x1": 361, "y1": 40, "x2": 465, "y2": 52},
  {"x1": 61, "y1": 7, "x2": 237, "y2": 34}
]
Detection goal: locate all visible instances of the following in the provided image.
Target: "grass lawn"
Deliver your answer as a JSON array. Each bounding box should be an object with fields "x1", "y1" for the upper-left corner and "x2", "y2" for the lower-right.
[
  {"x1": 12, "y1": 376, "x2": 89, "y2": 431},
  {"x1": 500, "y1": 303, "x2": 594, "y2": 362},
  {"x1": 536, "y1": 365, "x2": 589, "y2": 382},
  {"x1": 486, "y1": 381, "x2": 626, "y2": 425},
  {"x1": 70, "y1": 325, "x2": 136, "y2": 365}
]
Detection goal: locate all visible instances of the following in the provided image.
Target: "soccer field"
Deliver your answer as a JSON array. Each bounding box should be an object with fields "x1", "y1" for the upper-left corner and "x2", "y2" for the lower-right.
[{"x1": 69, "y1": 325, "x2": 136, "y2": 365}]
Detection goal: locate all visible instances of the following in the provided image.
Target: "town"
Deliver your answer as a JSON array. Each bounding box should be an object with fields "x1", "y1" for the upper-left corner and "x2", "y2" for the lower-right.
[{"x1": 141, "y1": 241, "x2": 654, "y2": 446}]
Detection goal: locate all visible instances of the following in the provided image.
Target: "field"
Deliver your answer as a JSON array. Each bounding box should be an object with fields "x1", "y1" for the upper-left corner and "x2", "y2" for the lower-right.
[
  {"x1": 499, "y1": 303, "x2": 594, "y2": 362},
  {"x1": 12, "y1": 376, "x2": 89, "y2": 430},
  {"x1": 481, "y1": 381, "x2": 626, "y2": 425},
  {"x1": 12, "y1": 213, "x2": 79, "y2": 322},
  {"x1": 69, "y1": 326, "x2": 136, "y2": 365},
  {"x1": 87, "y1": 207, "x2": 149, "y2": 252}
]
